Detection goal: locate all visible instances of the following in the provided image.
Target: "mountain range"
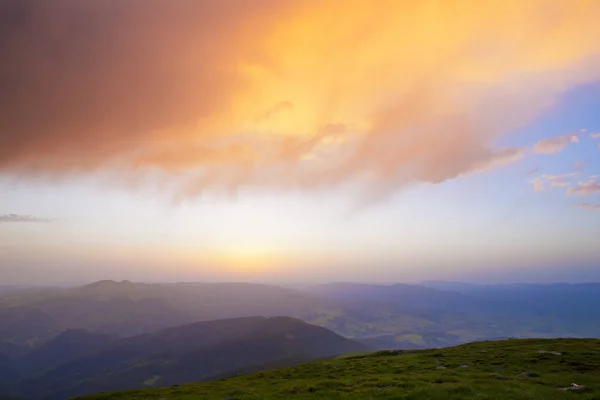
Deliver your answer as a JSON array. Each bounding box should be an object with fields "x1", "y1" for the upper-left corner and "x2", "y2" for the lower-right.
[
  {"x1": 14, "y1": 316, "x2": 367, "y2": 400},
  {"x1": 1, "y1": 280, "x2": 600, "y2": 399}
]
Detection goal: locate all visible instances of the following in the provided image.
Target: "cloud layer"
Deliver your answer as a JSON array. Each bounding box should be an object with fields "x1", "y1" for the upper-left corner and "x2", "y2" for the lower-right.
[{"x1": 2, "y1": 0, "x2": 600, "y2": 197}]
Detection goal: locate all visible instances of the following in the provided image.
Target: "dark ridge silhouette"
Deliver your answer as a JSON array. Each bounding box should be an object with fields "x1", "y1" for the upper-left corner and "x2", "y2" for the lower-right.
[{"x1": 19, "y1": 316, "x2": 369, "y2": 400}]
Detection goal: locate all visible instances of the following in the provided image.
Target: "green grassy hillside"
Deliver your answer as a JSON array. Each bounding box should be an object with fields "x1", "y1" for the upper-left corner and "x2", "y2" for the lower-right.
[{"x1": 78, "y1": 338, "x2": 600, "y2": 400}]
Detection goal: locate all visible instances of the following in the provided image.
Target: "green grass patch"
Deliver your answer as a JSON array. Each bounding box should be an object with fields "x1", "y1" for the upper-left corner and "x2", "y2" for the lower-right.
[{"x1": 77, "y1": 338, "x2": 600, "y2": 400}]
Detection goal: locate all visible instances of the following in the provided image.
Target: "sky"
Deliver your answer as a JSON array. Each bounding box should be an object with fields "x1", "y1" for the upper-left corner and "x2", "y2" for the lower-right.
[{"x1": 1, "y1": 0, "x2": 600, "y2": 285}]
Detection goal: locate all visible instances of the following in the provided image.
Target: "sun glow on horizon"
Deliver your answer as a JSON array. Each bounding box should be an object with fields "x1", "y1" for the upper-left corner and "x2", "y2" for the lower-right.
[{"x1": 206, "y1": 246, "x2": 288, "y2": 275}]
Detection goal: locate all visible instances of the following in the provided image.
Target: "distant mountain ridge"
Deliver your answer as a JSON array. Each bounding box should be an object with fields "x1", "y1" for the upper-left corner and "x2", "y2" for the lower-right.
[
  {"x1": 0, "y1": 281, "x2": 329, "y2": 347},
  {"x1": 2, "y1": 280, "x2": 600, "y2": 353},
  {"x1": 2, "y1": 279, "x2": 600, "y2": 399},
  {"x1": 18, "y1": 316, "x2": 369, "y2": 400},
  {"x1": 303, "y1": 282, "x2": 463, "y2": 306}
]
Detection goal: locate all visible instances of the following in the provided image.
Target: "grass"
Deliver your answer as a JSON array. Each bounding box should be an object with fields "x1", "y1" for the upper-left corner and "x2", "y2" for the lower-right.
[{"x1": 77, "y1": 338, "x2": 600, "y2": 400}]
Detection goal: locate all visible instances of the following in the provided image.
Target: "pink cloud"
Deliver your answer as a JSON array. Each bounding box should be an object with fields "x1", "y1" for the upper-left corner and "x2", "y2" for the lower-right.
[
  {"x1": 566, "y1": 180, "x2": 600, "y2": 195},
  {"x1": 528, "y1": 178, "x2": 545, "y2": 192},
  {"x1": 533, "y1": 133, "x2": 579, "y2": 154},
  {"x1": 551, "y1": 180, "x2": 570, "y2": 187},
  {"x1": 590, "y1": 133, "x2": 600, "y2": 139},
  {"x1": 579, "y1": 203, "x2": 600, "y2": 210},
  {"x1": 468, "y1": 147, "x2": 526, "y2": 173},
  {"x1": 541, "y1": 172, "x2": 579, "y2": 180},
  {"x1": 525, "y1": 167, "x2": 539, "y2": 175}
]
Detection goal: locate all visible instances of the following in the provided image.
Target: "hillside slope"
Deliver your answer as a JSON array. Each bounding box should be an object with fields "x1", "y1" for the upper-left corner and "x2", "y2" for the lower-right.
[
  {"x1": 79, "y1": 338, "x2": 600, "y2": 400},
  {"x1": 18, "y1": 329, "x2": 118, "y2": 375},
  {"x1": 19, "y1": 317, "x2": 368, "y2": 400}
]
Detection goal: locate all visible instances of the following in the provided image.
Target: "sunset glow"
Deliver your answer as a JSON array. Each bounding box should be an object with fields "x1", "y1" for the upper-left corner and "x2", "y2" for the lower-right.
[{"x1": 1, "y1": 0, "x2": 599, "y2": 284}]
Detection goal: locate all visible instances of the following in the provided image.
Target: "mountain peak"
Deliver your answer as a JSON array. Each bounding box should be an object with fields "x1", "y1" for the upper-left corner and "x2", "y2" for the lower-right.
[{"x1": 83, "y1": 280, "x2": 134, "y2": 288}]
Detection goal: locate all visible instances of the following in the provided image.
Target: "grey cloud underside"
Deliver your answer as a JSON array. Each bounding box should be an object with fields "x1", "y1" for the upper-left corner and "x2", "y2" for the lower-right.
[{"x1": 0, "y1": 214, "x2": 50, "y2": 223}]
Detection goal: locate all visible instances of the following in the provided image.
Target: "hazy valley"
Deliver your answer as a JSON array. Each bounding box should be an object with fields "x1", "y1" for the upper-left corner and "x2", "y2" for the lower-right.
[{"x1": 1, "y1": 280, "x2": 600, "y2": 399}]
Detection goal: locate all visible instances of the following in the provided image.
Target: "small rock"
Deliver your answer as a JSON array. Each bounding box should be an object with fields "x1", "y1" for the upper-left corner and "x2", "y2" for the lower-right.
[
  {"x1": 436, "y1": 366, "x2": 447, "y2": 370},
  {"x1": 561, "y1": 383, "x2": 587, "y2": 391},
  {"x1": 519, "y1": 371, "x2": 539, "y2": 378},
  {"x1": 538, "y1": 350, "x2": 562, "y2": 356},
  {"x1": 459, "y1": 364, "x2": 468, "y2": 368}
]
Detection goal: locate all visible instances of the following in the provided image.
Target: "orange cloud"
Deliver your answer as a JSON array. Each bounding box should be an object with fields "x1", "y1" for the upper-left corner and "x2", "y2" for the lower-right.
[
  {"x1": 551, "y1": 180, "x2": 570, "y2": 187},
  {"x1": 2, "y1": 0, "x2": 600, "y2": 199},
  {"x1": 255, "y1": 101, "x2": 294, "y2": 123}
]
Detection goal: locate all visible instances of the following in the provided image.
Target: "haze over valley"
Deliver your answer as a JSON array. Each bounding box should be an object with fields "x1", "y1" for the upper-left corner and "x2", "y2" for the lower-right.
[{"x1": 1, "y1": 280, "x2": 600, "y2": 398}]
